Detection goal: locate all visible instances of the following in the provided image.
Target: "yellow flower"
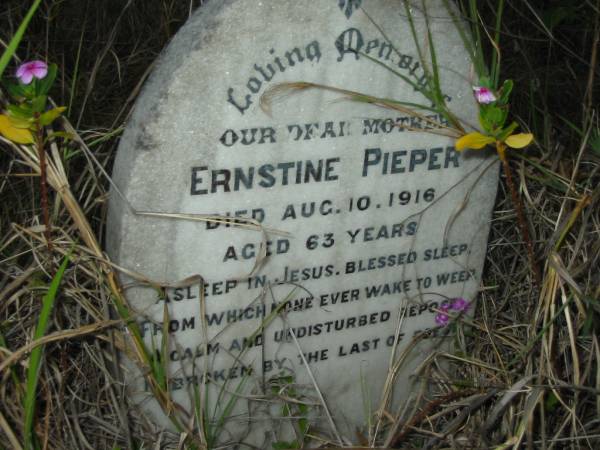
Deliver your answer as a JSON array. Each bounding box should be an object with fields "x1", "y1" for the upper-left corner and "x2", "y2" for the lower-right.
[
  {"x1": 456, "y1": 131, "x2": 533, "y2": 152},
  {"x1": 0, "y1": 114, "x2": 34, "y2": 144}
]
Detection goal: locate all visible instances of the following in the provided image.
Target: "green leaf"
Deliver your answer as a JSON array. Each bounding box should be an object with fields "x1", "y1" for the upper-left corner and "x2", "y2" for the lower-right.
[
  {"x1": 455, "y1": 132, "x2": 495, "y2": 151},
  {"x1": 498, "y1": 79, "x2": 514, "y2": 104},
  {"x1": 497, "y1": 121, "x2": 519, "y2": 142},
  {"x1": 0, "y1": 0, "x2": 43, "y2": 79},
  {"x1": 480, "y1": 104, "x2": 508, "y2": 131},
  {"x1": 478, "y1": 114, "x2": 491, "y2": 134},
  {"x1": 299, "y1": 417, "x2": 308, "y2": 435},
  {"x1": 487, "y1": 106, "x2": 505, "y2": 126},
  {"x1": 0, "y1": 115, "x2": 34, "y2": 144},
  {"x1": 589, "y1": 128, "x2": 600, "y2": 156},
  {"x1": 5, "y1": 115, "x2": 32, "y2": 129},
  {"x1": 272, "y1": 440, "x2": 299, "y2": 450},
  {"x1": 542, "y1": 6, "x2": 576, "y2": 30},
  {"x1": 47, "y1": 131, "x2": 74, "y2": 141},
  {"x1": 39, "y1": 107, "x2": 66, "y2": 126},
  {"x1": 31, "y1": 95, "x2": 47, "y2": 114},
  {"x1": 545, "y1": 392, "x2": 559, "y2": 411},
  {"x1": 478, "y1": 76, "x2": 492, "y2": 89},
  {"x1": 581, "y1": 309, "x2": 594, "y2": 336},
  {"x1": 7, "y1": 103, "x2": 33, "y2": 120},
  {"x1": 505, "y1": 133, "x2": 534, "y2": 149},
  {"x1": 5, "y1": 82, "x2": 28, "y2": 100}
]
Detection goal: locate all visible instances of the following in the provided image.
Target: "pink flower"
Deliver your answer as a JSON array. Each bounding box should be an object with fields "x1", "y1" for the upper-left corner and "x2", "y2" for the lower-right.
[
  {"x1": 16, "y1": 60, "x2": 48, "y2": 84},
  {"x1": 435, "y1": 313, "x2": 449, "y2": 326},
  {"x1": 435, "y1": 303, "x2": 450, "y2": 326},
  {"x1": 451, "y1": 297, "x2": 470, "y2": 312},
  {"x1": 473, "y1": 86, "x2": 496, "y2": 104}
]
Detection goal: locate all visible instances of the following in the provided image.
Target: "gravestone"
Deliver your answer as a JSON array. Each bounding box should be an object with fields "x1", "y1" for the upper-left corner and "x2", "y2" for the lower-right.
[{"x1": 107, "y1": 0, "x2": 498, "y2": 447}]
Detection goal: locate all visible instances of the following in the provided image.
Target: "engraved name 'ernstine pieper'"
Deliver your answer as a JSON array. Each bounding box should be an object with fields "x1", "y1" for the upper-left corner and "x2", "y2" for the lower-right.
[{"x1": 107, "y1": 0, "x2": 498, "y2": 447}]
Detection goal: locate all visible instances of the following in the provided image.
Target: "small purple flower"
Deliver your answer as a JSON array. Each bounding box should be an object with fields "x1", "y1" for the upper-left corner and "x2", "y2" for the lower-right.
[
  {"x1": 435, "y1": 303, "x2": 451, "y2": 326},
  {"x1": 435, "y1": 313, "x2": 449, "y2": 327},
  {"x1": 451, "y1": 297, "x2": 470, "y2": 312},
  {"x1": 16, "y1": 60, "x2": 48, "y2": 85},
  {"x1": 473, "y1": 86, "x2": 497, "y2": 104}
]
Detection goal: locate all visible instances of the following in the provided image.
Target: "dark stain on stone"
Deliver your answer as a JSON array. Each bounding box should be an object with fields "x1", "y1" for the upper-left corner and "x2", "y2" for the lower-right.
[
  {"x1": 192, "y1": 0, "x2": 235, "y2": 51},
  {"x1": 135, "y1": 124, "x2": 156, "y2": 151}
]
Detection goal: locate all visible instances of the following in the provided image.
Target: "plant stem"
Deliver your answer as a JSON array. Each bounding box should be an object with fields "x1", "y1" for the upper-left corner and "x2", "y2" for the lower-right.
[
  {"x1": 34, "y1": 113, "x2": 52, "y2": 250},
  {"x1": 498, "y1": 143, "x2": 541, "y2": 287}
]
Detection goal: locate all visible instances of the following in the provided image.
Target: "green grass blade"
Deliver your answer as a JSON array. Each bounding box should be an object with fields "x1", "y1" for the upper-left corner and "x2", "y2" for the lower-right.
[
  {"x1": 421, "y1": 0, "x2": 443, "y2": 106},
  {"x1": 0, "y1": 331, "x2": 22, "y2": 393},
  {"x1": 399, "y1": 1, "x2": 463, "y2": 131},
  {"x1": 443, "y1": 0, "x2": 478, "y2": 71},
  {"x1": 207, "y1": 375, "x2": 249, "y2": 447},
  {"x1": 192, "y1": 370, "x2": 204, "y2": 438},
  {"x1": 206, "y1": 292, "x2": 299, "y2": 446},
  {"x1": 360, "y1": 366, "x2": 371, "y2": 442},
  {"x1": 403, "y1": 0, "x2": 431, "y2": 87},
  {"x1": 468, "y1": 0, "x2": 487, "y2": 80},
  {"x1": 23, "y1": 252, "x2": 70, "y2": 450},
  {"x1": 356, "y1": 51, "x2": 433, "y2": 101},
  {"x1": 360, "y1": 6, "x2": 431, "y2": 98},
  {"x1": 0, "y1": 0, "x2": 43, "y2": 79},
  {"x1": 158, "y1": 302, "x2": 170, "y2": 390},
  {"x1": 556, "y1": 114, "x2": 584, "y2": 136},
  {"x1": 507, "y1": 296, "x2": 575, "y2": 369},
  {"x1": 491, "y1": 0, "x2": 505, "y2": 87},
  {"x1": 67, "y1": 23, "x2": 86, "y2": 116}
]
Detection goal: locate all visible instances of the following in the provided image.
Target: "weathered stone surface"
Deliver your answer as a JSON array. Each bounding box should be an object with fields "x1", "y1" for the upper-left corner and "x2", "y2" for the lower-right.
[{"x1": 107, "y1": 0, "x2": 498, "y2": 447}]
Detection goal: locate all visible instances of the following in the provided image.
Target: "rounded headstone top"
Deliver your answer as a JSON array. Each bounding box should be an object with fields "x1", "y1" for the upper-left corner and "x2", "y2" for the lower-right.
[{"x1": 107, "y1": 0, "x2": 497, "y2": 446}]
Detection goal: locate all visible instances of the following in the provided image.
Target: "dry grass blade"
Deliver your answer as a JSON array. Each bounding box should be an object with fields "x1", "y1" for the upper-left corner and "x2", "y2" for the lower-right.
[
  {"x1": 482, "y1": 375, "x2": 534, "y2": 433},
  {"x1": 0, "y1": 409, "x2": 23, "y2": 450},
  {"x1": 260, "y1": 81, "x2": 461, "y2": 138},
  {"x1": 0, "y1": 319, "x2": 121, "y2": 375},
  {"x1": 287, "y1": 326, "x2": 344, "y2": 446}
]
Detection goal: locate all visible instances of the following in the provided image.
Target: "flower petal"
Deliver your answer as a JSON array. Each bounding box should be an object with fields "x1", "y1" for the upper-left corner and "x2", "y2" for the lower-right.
[
  {"x1": 0, "y1": 115, "x2": 34, "y2": 144},
  {"x1": 19, "y1": 71, "x2": 34, "y2": 85},
  {"x1": 16, "y1": 61, "x2": 48, "y2": 84},
  {"x1": 473, "y1": 86, "x2": 497, "y2": 104},
  {"x1": 451, "y1": 297, "x2": 470, "y2": 312},
  {"x1": 31, "y1": 66, "x2": 48, "y2": 79},
  {"x1": 505, "y1": 133, "x2": 534, "y2": 149},
  {"x1": 31, "y1": 60, "x2": 47, "y2": 69},
  {"x1": 30, "y1": 60, "x2": 48, "y2": 79},
  {"x1": 456, "y1": 132, "x2": 495, "y2": 151},
  {"x1": 435, "y1": 313, "x2": 449, "y2": 326},
  {"x1": 16, "y1": 63, "x2": 28, "y2": 78}
]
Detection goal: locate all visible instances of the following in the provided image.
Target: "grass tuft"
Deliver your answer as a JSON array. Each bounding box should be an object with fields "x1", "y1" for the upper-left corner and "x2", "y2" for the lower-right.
[{"x1": 23, "y1": 251, "x2": 70, "y2": 450}]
